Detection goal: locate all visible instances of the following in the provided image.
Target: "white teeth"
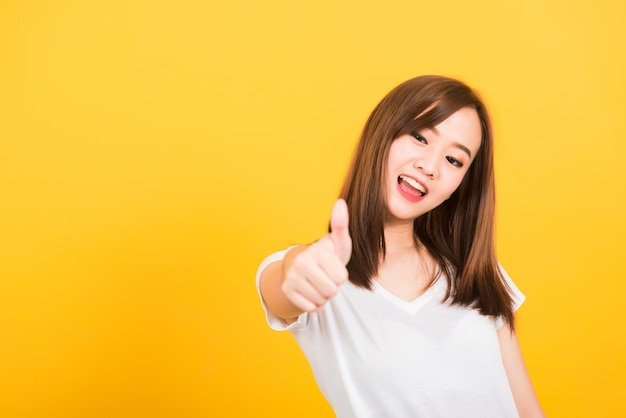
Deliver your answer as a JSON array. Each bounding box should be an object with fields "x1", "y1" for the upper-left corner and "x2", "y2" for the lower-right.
[{"x1": 400, "y1": 175, "x2": 426, "y2": 194}]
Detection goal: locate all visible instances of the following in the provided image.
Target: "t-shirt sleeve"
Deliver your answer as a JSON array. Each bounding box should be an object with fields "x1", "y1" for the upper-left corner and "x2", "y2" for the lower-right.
[
  {"x1": 255, "y1": 247, "x2": 308, "y2": 331},
  {"x1": 494, "y1": 263, "x2": 526, "y2": 329}
]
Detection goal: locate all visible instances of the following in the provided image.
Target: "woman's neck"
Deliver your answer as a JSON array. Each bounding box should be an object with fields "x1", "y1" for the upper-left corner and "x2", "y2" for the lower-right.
[
  {"x1": 377, "y1": 221, "x2": 434, "y2": 302},
  {"x1": 383, "y1": 221, "x2": 417, "y2": 255}
]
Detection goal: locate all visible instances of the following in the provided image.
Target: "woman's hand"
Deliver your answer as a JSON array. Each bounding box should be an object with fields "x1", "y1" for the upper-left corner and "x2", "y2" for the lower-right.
[{"x1": 281, "y1": 199, "x2": 352, "y2": 312}]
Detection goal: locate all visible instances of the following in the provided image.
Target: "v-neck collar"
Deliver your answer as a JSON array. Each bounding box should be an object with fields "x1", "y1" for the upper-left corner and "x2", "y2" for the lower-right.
[{"x1": 372, "y1": 278, "x2": 446, "y2": 314}]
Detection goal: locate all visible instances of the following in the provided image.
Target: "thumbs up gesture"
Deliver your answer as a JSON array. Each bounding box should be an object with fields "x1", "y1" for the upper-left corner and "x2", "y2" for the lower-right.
[
  {"x1": 329, "y1": 198, "x2": 352, "y2": 266},
  {"x1": 281, "y1": 199, "x2": 352, "y2": 312}
]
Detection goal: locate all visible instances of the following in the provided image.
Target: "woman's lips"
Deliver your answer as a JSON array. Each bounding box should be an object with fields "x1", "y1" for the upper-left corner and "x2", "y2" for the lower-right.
[{"x1": 397, "y1": 175, "x2": 427, "y2": 202}]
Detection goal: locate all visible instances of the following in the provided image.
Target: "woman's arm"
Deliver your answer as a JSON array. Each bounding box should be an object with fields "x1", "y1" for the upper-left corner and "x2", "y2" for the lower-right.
[
  {"x1": 497, "y1": 325, "x2": 545, "y2": 418},
  {"x1": 259, "y1": 245, "x2": 309, "y2": 322}
]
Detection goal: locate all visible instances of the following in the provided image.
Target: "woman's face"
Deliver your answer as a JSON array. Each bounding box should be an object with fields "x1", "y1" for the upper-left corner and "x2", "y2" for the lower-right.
[{"x1": 384, "y1": 106, "x2": 482, "y2": 227}]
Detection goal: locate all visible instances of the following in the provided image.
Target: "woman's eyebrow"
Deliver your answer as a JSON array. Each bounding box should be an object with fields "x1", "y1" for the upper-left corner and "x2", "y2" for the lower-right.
[
  {"x1": 429, "y1": 126, "x2": 473, "y2": 158},
  {"x1": 455, "y1": 142, "x2": 472, "y2": 158}
]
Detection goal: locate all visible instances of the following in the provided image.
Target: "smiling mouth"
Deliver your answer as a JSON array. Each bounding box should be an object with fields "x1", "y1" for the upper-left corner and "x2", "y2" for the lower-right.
[{"x1": 398, "y1": 175, "x2": 426, "y2": 197}]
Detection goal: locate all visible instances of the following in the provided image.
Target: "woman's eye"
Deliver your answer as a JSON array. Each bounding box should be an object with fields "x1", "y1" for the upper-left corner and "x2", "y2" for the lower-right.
[
  {"x1": 446, "y1": 156, "x2": 463, "y2": 168},
  {"x1": 410, "y1": 132, "x2": 427, "y2": 144}
]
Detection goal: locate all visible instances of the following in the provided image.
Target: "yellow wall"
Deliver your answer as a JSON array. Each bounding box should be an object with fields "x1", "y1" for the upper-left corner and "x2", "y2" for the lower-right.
[{"x1": 1, "y1": 0, "x2": 624, "y2": 416}]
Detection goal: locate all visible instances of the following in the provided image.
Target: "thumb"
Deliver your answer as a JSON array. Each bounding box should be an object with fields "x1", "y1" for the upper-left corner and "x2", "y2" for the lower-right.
[{"x1": 330, "y1": 198, "x2": 352, "y2": 265}]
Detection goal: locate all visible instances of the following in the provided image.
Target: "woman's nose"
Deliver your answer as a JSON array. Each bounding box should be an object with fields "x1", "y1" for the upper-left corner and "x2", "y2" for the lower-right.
[{"x1": 414, "y1": 154, "x2": 438, "y2": 179}]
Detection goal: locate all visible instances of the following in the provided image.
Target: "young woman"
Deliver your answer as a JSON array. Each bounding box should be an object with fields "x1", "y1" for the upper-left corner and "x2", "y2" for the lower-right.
[{"x1": 256, "y1": 75, "x2": 544, "y2": 417}]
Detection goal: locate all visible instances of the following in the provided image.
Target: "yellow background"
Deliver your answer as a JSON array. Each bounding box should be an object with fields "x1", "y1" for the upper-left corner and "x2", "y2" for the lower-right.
[{"x1": 1, "y1": 0, "x2": 624, "y2": 417}]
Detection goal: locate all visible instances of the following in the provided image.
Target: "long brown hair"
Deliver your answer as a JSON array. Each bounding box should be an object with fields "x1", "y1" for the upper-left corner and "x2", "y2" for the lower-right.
[{"x1": 339, "y1": 75, "x2": 515, "y2": 328}]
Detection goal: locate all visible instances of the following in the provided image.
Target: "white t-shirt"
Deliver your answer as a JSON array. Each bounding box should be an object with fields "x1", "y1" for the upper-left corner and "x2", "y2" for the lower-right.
[{"x1": 256, "y1": 249, "x2": 525, "y2": 418}]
